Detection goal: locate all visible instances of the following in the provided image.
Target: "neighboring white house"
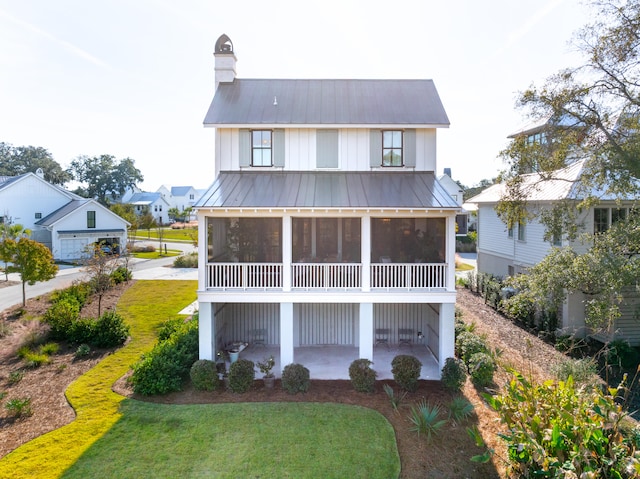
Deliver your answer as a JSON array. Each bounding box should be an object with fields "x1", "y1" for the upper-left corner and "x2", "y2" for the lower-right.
[
  {"x1": 0, "y1": 170, "x2": 129, "y2": 261},
  {"x1": 468, "y1": 158, "x2": 640, "y2": 344},
  {"x1": 157, "y1": 185, "x2": 202, "y2": 217},
  {"x1": 437, "y1": 169, "x2": 468, "y2": 235},
  {"x1": 194, "y1": 34, "x2": 459, "y2": 378},
  {"x1": 125, "y1": 192, "x2": 171, "y2": 225}
]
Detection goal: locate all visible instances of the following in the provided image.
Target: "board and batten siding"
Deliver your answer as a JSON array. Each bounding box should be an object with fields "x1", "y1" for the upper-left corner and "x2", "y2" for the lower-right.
[
  {"x1": 374, "y1": 303, "x2": 439, "y2": 355},
  {"x1": 215, "y1": 128, "x2": 438, "y2": 172},
  {"x1": 296, "y1": 303, "x2": 358, "y2": 345}
]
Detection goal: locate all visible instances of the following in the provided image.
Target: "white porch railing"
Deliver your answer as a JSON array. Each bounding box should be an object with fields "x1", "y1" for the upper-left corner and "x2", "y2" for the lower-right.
[
  {"x1": 205, "y1": 262, "x2": 448, "y2": 291},
  {"x1": 292, "y1": 263, "x2": 362, "y2": 290},
  {"x1": 206, "y1": 263, "x2": 282, "y2": 290},
  {"x1": 371, "y1": 263, "x2": 447, "y2": 290}
]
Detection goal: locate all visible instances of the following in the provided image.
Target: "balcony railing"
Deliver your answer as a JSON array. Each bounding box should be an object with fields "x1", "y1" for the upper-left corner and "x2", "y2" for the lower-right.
[{"x1": 205, "y1": 262, "x2": 448, "y2": 291}]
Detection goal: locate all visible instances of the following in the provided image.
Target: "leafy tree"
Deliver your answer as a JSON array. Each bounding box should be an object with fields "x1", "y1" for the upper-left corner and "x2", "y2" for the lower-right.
[
  {"x1": 0, "y1": 142, "x2": 71, "y2": 185},
  {"x1": 462, "y1": 178, "x2": 496, "y2": 202},
  {"x1": 82, "y1": 243, "x2": 122, "y2": 316},
  {"x1": 0, "y1": 223, "x2": 31, "y2": 281},
  {"x1": 68, "y1": 154, "x2": 143, "y2": 205},
  {"x1": 7, "y1": 237, "x2": 58, "y2": 306},
  {"x1": 496, "y1": 0, "x2": 640, "y2": 329}
]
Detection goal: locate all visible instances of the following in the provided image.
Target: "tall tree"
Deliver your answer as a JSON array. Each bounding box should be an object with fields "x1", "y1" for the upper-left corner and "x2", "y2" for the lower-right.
[
  {"x1": 0, "y1": 224, "x2": 31, "y2": 281},
  {"x1": 0, "y1": 142, "x2": 71, "y2": 185},
  {"x1": 8, "y1": 237, "x2": 58, "y2": 306},
  {"x1": 497, "y1": 0, "x2": 640, "y2": 328},
  {"x1": 68, "y1": 154, "x2": 143, "y2": 205}
]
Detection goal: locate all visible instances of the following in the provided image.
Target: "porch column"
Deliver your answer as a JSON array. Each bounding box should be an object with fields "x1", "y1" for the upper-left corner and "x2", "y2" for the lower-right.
[
  {"x1": 359, "y1": 303, "x2": 373, "y2": 361},
  {"x1": 361, "y1": 216, "x2": 371, "y2": 292},
  {"x1": 197, "y1": 211, "x2": 207, "y2": 290},
  {"x1": 280, "y1": 302, "x2": 294, "y2": 371},
  {"x1": 282, "y1": 214, "x2": 292, "y2": 291},
  {"x1": 438, "y1": 302, "x2": 455, "y2": 373},
  {"x1": 446, "y1": 214, "x2": 456, "y2": 291},
  {"x1": 198, "y1": 301, "x2": 214, "y2": 360}
]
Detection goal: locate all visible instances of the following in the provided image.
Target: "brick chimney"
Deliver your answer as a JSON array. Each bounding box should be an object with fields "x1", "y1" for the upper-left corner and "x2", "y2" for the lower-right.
[{"x1": 214, "y1": 34, "x2": 237, "y2": 91}]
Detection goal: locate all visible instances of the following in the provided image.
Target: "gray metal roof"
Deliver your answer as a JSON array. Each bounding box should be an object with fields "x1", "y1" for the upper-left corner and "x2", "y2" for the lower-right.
[
  {"x1": 195, "y1": 172, "x2": 459, "y2": 210},
  {"x1": 203, "y1": 79, "x2": 450, "y2": 126},
  {"x1": 36, "y1": 200, "x2": 90, "y2": 226}
]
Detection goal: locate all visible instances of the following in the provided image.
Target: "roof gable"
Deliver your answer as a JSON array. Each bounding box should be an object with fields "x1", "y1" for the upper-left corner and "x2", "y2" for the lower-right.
[{"x1": 204, "y1": 79, "x2": 450, "y2": 127}]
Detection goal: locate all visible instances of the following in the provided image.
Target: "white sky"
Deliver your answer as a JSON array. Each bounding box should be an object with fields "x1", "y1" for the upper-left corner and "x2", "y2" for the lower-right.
[{"x1": 0, "y1": 0, "x2": 591, "y2": 191}]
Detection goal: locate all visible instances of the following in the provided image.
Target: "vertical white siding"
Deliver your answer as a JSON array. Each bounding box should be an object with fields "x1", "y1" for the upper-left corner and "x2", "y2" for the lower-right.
[
  {"x1": 297, "y1": 303, "x2": 357, "y2": 345},
  {"x1": 373, "y1": 303, "x2": 438, "y2": 348},
  {"x1": 415, "y1": 129, "x2": 437, "y2": 171}
]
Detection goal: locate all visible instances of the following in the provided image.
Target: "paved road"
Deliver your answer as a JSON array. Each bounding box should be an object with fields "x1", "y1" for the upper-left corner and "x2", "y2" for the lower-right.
[{"x1": 0, "y1": 242, "x2": 197, "y2": 312}]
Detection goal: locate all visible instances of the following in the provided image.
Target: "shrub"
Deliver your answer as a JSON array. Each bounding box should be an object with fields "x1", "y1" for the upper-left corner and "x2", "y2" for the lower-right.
[
  {"x1": 228, "y1": 359, "x2": 255, "y2": 393},
  {"x1": 281, "y1": 363, "x2": 310, "y2": 394},
  {"x1": 456, "y1": 331, "x2": 489, "y2": 365},
  {"x1": 173, "y1": 253, "x2": 198, "y2": 268},
  {"x1": 501, "y1": 293, "x2": 536, "y2": 326},
  {"x1": 552, "y1": 358, "x2": 599, "y2": 386},
  {"x1": 75, "y1": 344, "x2": 91, "y2": 358},
  {"x1": 132, "y1": 244, "x2": 155, "y2": 253},
  {"x1": 92, "y1": 311, "x2": 130, "y2": 348},
  {"x1": 130, "y1": 319, "x2": 198, "y2": 395},
  {"x1": 408, "y1": 400, "x2": 446, "y2": 442},
  {"x1": 5, "y1": 397, "x2": 33, "y2": 418},
  {"x1": 157, "y1": 318, "x2": 187, "y2": 342},
  {"x1": 17, "y1": 346, "x2": 50, "y2": 368},
  {"x1": 68, "y1": 317, "x2": 94, "y2": 345},
  {"x1": 391, "y1": 355, "x2": 422, "y2": 392},
  {"x1": 39, "y1": 342, "x2": 59, "y2": 356},
  {"x1": 44, "y1": 297, "x2": 81, "y2": 340},
  {"x1": 441, "y1": 357, "x2": 467, "y2": 392},
  {"x1": 348, "y1": 358, "x2": 377, "y2": 393},
  {"x1": 50, "y1": 282, "x2": 92, "y2": 309},
  {"x1": 110, "y1": 266, "x2": 132, "y2": 284},
  {"x1": 468, "y1": 352, "x2": 495, "y2": 387},
  {"x1": 190, "y1": 359, "x2": 220, "y2": 391},
  {"x1": 605, "y1": 339, "x2": 638, "y2": 370},
  {"x1": 486, "y1": 371, "x2": 639, "y2": 477}
]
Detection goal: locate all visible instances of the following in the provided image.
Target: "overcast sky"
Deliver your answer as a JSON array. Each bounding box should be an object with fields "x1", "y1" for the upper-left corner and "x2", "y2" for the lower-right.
[{"x1": 0, "y1": 0, "x2": 592, "y2": 191}]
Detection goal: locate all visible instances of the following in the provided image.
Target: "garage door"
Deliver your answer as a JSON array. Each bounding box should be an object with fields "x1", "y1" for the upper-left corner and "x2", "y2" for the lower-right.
[{"x1": 60, "y1": 238, "x2": 89, "y2": 261}]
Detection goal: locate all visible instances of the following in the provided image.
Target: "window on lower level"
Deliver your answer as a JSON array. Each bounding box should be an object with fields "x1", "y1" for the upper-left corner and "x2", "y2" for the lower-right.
[
  {"x1": 382, "y1": 130, "x2": 403, "y2": 166},
  {"x1": 87, "y1": 210, "x2": 96, "y2": 228}
]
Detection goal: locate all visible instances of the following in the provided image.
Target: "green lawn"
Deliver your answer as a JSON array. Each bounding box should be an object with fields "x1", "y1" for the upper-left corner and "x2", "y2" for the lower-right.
[
  {"x1": 132, "y1": 228, "x2": 197, "y2": 242},
  {"x1": 0, "y1": 280, "x2": 400, "y2": 479},
  {"x1": 131, "y1": 249, "x2": 182, "y2": 259}
]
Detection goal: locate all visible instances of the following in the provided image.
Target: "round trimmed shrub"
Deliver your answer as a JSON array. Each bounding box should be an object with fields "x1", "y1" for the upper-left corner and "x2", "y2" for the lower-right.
[
  {"x1": 391, "y1": 354, "x2": 422, "y2": 392},
  {"x1": 228, "y1": 359, "x2": 255, "y2": 393},
  {"x1": 441, "y1": 357, "x2": 467, "y2": 392},
  {"x1": 468, "y1": 352, "x2": 495, "y2": 387},
  {"x1": 281, "y1": 363, "x2": 310, "y2": 394},
  {"x1": 190, "y1": 359, "x2": 220, "y2": 391},
  {"x1": 110, "y1": 266, "x2": 132, "y2": 284},
  {"x1": 43, "y1": 297, "x2": 80, "y2": 340},
  {"x1": 349, "y1": 358, "x2": 377, "y2": 392},
  {"x1": 92, "y1": 311, "x2": 130, "y2": 347}
]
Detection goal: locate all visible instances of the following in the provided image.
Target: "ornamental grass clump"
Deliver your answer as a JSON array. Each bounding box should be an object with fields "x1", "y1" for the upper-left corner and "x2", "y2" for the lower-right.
[
  {"x1": 391, "y1": 355, "x2": 422, "y2": 392},
  {"x1": 349, "y1": 358, "x2": 377, "y2": 392},
  {"x1": 281, "y1": 363, "x2": 310, "y2": 394}
]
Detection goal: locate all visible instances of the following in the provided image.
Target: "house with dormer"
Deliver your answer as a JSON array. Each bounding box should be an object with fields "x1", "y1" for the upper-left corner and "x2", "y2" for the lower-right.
[
  {"x1": 194, "y1": 35, "x2": 459, "y2": 378},
  {"x1": 0, "y1": 170, "x2": 129, "y2": 261}
]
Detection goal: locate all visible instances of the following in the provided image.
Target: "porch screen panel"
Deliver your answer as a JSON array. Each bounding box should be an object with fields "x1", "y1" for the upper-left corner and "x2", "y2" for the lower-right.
[{"x1": 298, "y1": 303, "x2": 356, "y2": 345}]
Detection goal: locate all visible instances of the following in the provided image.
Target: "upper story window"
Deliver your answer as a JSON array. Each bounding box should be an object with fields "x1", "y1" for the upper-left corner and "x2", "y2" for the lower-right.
[
  {"x1": 252, "y1": 130, "x2": 272, "y2": 167},
  {"x1": 517, "y1": 222, "x2": 526, "y2": 241},
  {"x1": 594, "y1": 207, "x2": 631, "y2": 233},
  {"x1": 508, "y1": 226, "x2": 514, "y2": 238},
  {"x1": 35, "y1": 212, "x2": 42, "y2": 219},
  {"x1": 382, "y1": 131, "x2": 403, "y2": 167},
  {"x1": 87, "y1": 211, "x2": 96, "y2": 229},
  {"x1": 189, "y1": 194, "x2": 194, "y2": 200}
]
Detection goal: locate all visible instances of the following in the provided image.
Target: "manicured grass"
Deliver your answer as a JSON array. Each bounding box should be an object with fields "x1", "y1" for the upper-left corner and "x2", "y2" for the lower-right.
[
  {"x1": 455, "y1": 262, "x2": 475, "y2": 272},
  {"x1": 0, "y1": 280, "x2": 400, "y2": 479},
  {"x1": 62, "y1": 402, "x2": 399, "y2": 479},
  {"x1": 132, "y1": 228, "x2": 197, "y2": 242},
  {"x1": 131, "y1": 249, "x2": 181, "y2": 259}
]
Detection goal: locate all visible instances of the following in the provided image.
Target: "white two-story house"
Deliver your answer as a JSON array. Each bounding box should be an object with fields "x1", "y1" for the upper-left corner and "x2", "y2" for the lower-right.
[{"x1": 195, "y1": 35, "x2": 459, "y2": 378}]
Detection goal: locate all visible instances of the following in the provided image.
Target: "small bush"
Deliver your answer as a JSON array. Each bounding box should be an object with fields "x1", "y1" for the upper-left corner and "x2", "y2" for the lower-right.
[
  {"x1": 441, "y1": 357, "x2": 467, "y2": 392},
  {"x1": 281, "y1": 363, "x2": 310, "y2": 394},
  {"x1": 456, "y1": 331, "x2": 489, "y2": 365},
  {"x1": 408, "y1": 400, "x2": 446, "y2": 442},
  {"x1": 468, "y1": 352, "x2": 495, "y2": 387},
  {"x1": 92, "y1": 311, "x2": 130, "y2": 348},
  {"x1": 391, "y1": 355, "x2": 422, "y2": 392},
  {"x1": 5, "y1": 397, "x2": 33, "y2": 418},
  {"x1": 39, "y1": 342, "x2": 59, "y2": 356},
  {"x1": 190, "y1": 359, "x2": 220, "y2": 391},
  {"x1": 110, "y1": 266, "x2": 132, "y2": 284},
  {"x1": 44, "y1": 297, "x2": 81, "y2": 340},
  {"x1": 349, "y1": 358, "x2": 377, "y2": 392},
  {"x1": 173, "y1": 253, "x2": 198, "y2": 268},
  {"x1": 8, "y1": 370, "x2": 25, "y2": 385},
  {"x1": 552, "y1": 358, "x2": 599, "y2": 386},
  {"x1": 132, "y1": 245, "x2": 155, "y2": 253},
  {"x1": 228, "y1": 359, "x2": 255, "y2": 393},
  {"x1": 50, "y1": 282, "x2": 92, "y2": 309},
  {"x1": 605, "y1": 339, "x2": 638, "y2": 370},
  {"x1": 157, "y1": 318, "x2": 187, "y2": 342},
  {"x1": 75, "y1": 344, "x2": 91, "y2": 358}
]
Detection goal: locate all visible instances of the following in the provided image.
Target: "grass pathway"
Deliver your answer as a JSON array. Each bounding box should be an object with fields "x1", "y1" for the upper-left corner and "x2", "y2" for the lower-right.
[{"x1": 0, "y1": 280, "x2": 197, "y2": 479}]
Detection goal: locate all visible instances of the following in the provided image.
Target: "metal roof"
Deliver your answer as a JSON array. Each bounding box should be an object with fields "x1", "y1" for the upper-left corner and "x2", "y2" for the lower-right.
[
  {"x1": 203, "y1": 79, "x2": 450, "y2": 127},
  {"x1": 195, "y1": 171, "x2": 459, "y2": 210},
  {"x1": 36, "y1": 200, "x2": 90, "y2": 226}
]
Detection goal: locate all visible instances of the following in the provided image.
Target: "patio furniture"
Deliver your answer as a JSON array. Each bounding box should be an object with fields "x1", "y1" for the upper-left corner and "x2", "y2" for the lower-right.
[
  {"x1": 375, "y1": 328, "x2": 390, "y2": 348},
  {"x1": 398, "y1": 328, "x2": 413, "y2": 347},
  {"x1": 251, "y1": 328, "x2": 267, "y2": 347}
]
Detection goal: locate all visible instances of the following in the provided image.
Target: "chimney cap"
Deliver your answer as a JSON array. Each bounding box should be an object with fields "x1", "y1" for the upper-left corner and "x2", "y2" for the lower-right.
[{"x1": 215, "y1": 34, "x2": 234, "y2": 54}]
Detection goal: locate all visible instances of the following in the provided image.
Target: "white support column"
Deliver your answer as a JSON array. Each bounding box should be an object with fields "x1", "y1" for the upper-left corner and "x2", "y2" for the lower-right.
[
  {"x1": 359, "y1": 302, "x2": 373, "y2": 361},
  {"x1": 282, "y1": 214, "x2": 292, "y2": 292},
  {"x1": 446, "y1": 214, "x2": 456, "y2": 291},
  {"x1": 198, "y1": 302, "x2": 214, "y2": 360},
  {"x1": 197, "y1": 211, "x2": 207, "y2": 290},
  {"x1": 438, "y1": 302, "x2": 455, "y2": 374},
  {"x1": 361, "y1": 216, "x2": 371, "y2": 292},
  {"x1": 280, "y1": 302, "x2": 294, "y2": 371}
]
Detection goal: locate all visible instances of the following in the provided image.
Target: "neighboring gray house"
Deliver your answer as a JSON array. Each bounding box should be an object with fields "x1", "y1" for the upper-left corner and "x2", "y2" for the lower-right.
[{"x1": 194, "y1": 34, "x2": 459, "y2": 379}]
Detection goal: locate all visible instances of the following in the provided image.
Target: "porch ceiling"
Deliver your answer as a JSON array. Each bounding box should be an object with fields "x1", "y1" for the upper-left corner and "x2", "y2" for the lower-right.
[{"x1": 195, "y1": 171, "x2": 459, "y2": 210}]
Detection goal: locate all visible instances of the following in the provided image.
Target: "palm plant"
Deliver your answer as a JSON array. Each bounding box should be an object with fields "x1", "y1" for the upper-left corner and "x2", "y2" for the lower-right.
[{"x1": 408, "y1": 400, "x2": 447, "y2": 442}]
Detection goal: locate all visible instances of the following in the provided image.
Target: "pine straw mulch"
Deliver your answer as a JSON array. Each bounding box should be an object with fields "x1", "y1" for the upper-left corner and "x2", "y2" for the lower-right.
[{"x1": 0, "y1": 283, "x2": 572, "y2": 478}]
